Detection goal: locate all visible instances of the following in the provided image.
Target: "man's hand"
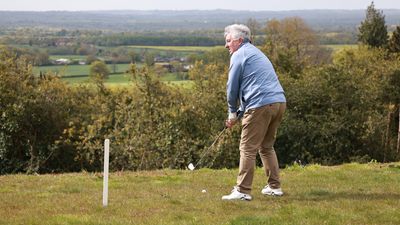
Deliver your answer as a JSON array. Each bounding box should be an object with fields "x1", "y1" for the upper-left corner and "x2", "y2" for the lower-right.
[
  {"x1": 226, "y1": 111, "x2": 239, "y2": 128},
  {"x1": 225, "y1": 118, "x2": 237, "y2": 129}
]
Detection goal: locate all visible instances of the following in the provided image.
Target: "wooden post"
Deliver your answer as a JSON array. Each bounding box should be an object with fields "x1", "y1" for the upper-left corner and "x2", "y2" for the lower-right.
[{"x1": 103, "y1": 139, "x2": 110, "y2": 207}]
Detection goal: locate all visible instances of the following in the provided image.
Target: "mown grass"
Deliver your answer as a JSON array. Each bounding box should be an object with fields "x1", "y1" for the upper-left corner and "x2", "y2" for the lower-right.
[
  {"x1": 127, "y1": 45, "x2": 221, "y2": 52},
  {"x1": 1, "y1": 163, "x2": 399, "y2": 225},
  {"x1": 49, "y1": 55, "x2": 88, "y2": 61},
  {"x1": 34, "y1": 63, "x2": 192, "y2": 87},
  {"x1": 33, "y1": 64, "x2": 132, "y2": 77},
  {"x1": 58, "y1": 71, "x2": 192, "y2": 88}
]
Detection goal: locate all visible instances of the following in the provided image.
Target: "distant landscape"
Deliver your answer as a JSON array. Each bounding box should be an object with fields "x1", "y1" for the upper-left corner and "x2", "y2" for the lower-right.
[
  {"x1": 1, "y1": 4, "x2": 400, "y2": 225},
  {"x1": 1, "y1": 9, "x2": 400, "y2": 31},
  {"x1": 1, "y1": 9, "x2": 387, "y2": 84},
  {"x1": 1, "y1": 4, "x2": 400, "y2": 175}
]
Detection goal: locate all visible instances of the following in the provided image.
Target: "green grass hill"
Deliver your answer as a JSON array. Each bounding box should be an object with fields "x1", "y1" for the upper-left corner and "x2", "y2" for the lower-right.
[{"x1": 1, "y1": 163, "x2": 399, "y2": 225}]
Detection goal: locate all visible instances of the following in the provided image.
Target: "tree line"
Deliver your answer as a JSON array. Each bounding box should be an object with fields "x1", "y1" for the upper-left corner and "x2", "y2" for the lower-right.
[{"x1": 1, "y1": 2, "x2": 400, "y2": 174}]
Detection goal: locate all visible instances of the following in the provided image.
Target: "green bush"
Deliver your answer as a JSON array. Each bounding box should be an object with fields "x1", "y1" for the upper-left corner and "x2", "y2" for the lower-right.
[{"x1": 0, "y1": 49, "x2": 77, "y2": 173}]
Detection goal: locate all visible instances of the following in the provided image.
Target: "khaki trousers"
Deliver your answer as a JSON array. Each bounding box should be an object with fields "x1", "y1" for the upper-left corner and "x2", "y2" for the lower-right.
[{"x1": 236, "y1": 102, "x2": 286, "y2": 194}]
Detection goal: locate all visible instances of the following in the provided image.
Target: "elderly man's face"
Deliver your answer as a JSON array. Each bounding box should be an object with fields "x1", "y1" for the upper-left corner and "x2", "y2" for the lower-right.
[{"x1": 225, "y1": 34, "x2": 243, "y2": 54}]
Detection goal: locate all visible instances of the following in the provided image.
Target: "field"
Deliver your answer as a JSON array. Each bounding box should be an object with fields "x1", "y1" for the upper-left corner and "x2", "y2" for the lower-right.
[
  {"x1": 49, "y1": 55, "x2": 88, "y2": 61},
  {"x1": 29, "y1": 44, "x2": 215, "y2": 85},
  {"x1": 33, "y1": 44, "x2": 355, "y2": 86},
  {"x1": 33, "y1": 63, "x2": 191, "y2": 86},
  {"x1": 324, "y1": 44, "x2": 358, "y2": 51},
  {"x1": 1, "y1": 163, "x2": 399, "y2": 225},
  {"x1": 127, "y1": 45, "x2": 221, "y2": 52},
  {"x1": 34, "y1": 64, "x2": 131, "y2": 77}
]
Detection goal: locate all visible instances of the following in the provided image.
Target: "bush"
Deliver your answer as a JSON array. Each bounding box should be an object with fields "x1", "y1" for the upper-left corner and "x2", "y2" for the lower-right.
[
  {"x1": 0, "y1": 49, "x2": 77, "y2": 173},
  {"x1": 1, "y1": 44, "x2": 399, "y2": 174}
]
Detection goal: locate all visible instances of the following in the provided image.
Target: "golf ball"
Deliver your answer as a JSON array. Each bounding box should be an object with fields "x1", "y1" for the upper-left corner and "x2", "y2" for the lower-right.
[
  {"x1": 188, "y1": 163, "x2": 195, "y2": 171},
  {"x1": 202, "y1": 189, "x2": 207, "y2": 193}
]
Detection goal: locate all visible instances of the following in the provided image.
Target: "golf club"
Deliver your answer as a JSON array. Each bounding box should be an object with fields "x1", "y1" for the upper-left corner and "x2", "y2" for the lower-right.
[
  {"x1": 188, "y1": 127, "x2": 226, "y2": 170},
  {"x1": 188, "y1": 110, "x2": 242, "y2": 170}
]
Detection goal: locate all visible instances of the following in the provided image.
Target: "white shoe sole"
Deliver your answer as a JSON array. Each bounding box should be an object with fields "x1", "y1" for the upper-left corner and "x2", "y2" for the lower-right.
[
  {"x1": 262, "y1": 191, "x2": 283, "y2": 196},
  {"x1": 222, "y1": 196, "x2": 252, "y2": 201}
]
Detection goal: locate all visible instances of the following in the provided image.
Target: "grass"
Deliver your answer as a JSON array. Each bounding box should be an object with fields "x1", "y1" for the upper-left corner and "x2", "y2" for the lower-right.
[
  {"x1": 127, "y1": 45, "x2": 221, "y2": 52},
  {"x1": 323, "y1": 44, "x2": 358, "y2": 51},
  {"x1": 34, "y1": 64, "x2": 132, "y2": 77},
  {"x1": 58, "y1": 71, "x2": 192, "y2": 88},
  {"x1": 34, "y1": 64, "x2": 190, "y2": 86},
  {"x1": 49, "y1": 55, "x2": 88, "y2": 61},
  {"x1": 1, "y1": 162, "x2": 399, "y2": 225}
]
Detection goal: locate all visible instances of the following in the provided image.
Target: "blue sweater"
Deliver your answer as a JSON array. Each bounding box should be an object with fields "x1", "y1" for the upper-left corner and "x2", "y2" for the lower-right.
[{"x1": 227, "y1": 41, "x2": 286, "y2": 115}]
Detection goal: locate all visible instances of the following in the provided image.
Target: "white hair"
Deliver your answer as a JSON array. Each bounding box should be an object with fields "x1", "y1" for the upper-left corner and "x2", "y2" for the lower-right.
[{"x1": 224, "y1": 24, "x2": 251, "y2": 40}]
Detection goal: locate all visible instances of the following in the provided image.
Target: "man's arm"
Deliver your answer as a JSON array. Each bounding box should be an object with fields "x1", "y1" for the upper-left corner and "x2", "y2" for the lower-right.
[
  {"x1": 226, "y1": 54, "x2": 242, "y2": 127},
  {"x1": 226, "y1": 55, "x2": 242, "y2": 116}
]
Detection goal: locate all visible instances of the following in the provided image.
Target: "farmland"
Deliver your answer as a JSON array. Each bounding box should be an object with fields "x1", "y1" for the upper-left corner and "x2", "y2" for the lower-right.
[
  {"x1": 127, "y1": 45, "x2": 220, "y2": 52},
  {"x1": 32, "y1": 44, "x2": 353, "y2": 85},
  {"x1": 33, "y1": 63, "x2": 189, "y2": 85}
]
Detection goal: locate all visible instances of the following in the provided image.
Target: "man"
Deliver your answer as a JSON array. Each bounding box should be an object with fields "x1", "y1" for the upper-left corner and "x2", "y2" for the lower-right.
[{"x1": 221, "y1": 24, "x2": 286, "y2": 201}]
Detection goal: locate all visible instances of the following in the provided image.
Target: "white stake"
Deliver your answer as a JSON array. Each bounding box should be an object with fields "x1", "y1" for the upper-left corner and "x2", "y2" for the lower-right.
[{"x1": 103, "y1": 139, "x2": 110, "y2": 207}]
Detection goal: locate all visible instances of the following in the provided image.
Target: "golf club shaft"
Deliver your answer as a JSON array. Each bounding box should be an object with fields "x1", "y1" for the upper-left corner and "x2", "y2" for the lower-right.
[{"x1": 195, "y1": 127, "x2": 226, "y2": 168}]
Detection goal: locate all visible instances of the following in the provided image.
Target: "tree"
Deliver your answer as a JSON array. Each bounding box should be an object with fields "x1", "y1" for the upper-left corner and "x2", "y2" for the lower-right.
[
  {"x1": 358, "y1": 1, "x2": 388, "y2": 48},
  {"x1": 111, "y1": 52, "x2": 119, "y2": 73},
  {"x1": 246, "y1": 18, "x2": 261, "y2": 44},
  {"x1": 34, "y1": 50, "x2": 50, "y2": 66},
  {"x1": 384, "y1": 69, "x2": 400, "y2": 159},
  {"x1": 262, "y1": 17, "x2": 331, "y2": 77},
  {"x1": 388, "y1": 26, "x2": 400, "y2": 53},
  {"x1": 90, "y1": 60, "x2": 110, "y2": 80},
  {"x1": 86, "y1": 54, "x2": 98, "y2": 64},
  {"x1": 144, "y1": 52, "x2": 155, "y2": 67},
  {"x1": 128, "y1": 50, "x2": 137, "y2": 63}
]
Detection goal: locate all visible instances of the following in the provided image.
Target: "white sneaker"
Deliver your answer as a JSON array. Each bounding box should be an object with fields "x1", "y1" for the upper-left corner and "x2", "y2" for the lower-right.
[
  {"x1": 222, "y1": 187, "x2": 252, "y2": 201},
  {"x1": 261, "y1": 185, "x2": 283, "y2": 196}
]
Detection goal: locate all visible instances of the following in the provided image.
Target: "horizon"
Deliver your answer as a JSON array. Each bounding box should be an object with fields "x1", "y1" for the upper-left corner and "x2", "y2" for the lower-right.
[
  {"x1": 0, "y1": 0, "x2": 399, "y2": 11},
  {"x1": 2, "y1": 8, "x2": 400, "y2": 12}
]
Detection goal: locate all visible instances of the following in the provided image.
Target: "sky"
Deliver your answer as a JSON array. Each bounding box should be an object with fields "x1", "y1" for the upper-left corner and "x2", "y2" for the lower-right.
[{"x1": 0, "y1": 0, "x2": 399, "y2": 11}]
